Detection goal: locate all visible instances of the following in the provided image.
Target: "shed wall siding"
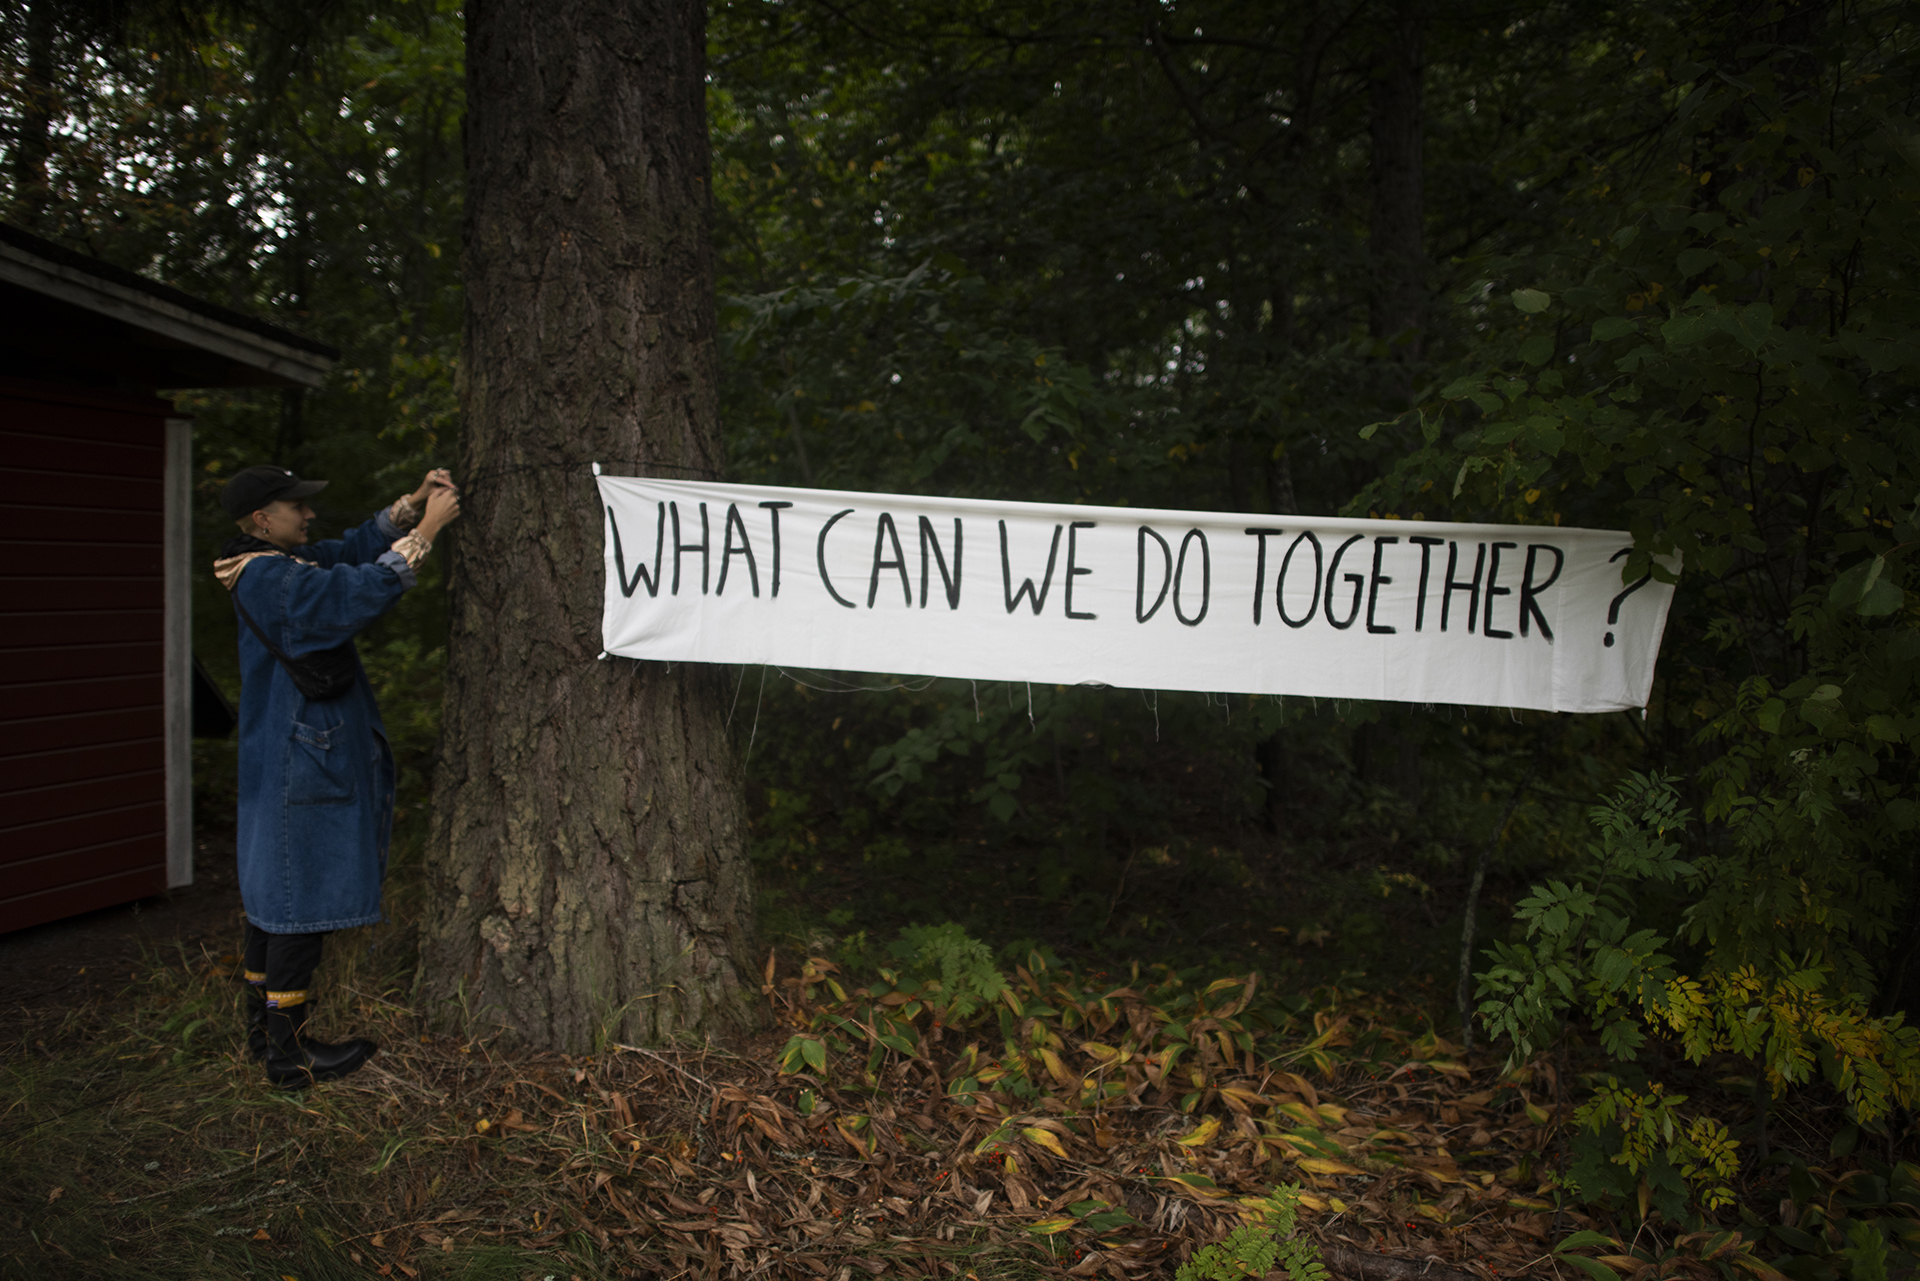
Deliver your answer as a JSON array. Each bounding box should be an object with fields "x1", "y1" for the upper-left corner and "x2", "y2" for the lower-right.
[{"x1": 0, "y1": 382, "x2": 170, "y2": 933}]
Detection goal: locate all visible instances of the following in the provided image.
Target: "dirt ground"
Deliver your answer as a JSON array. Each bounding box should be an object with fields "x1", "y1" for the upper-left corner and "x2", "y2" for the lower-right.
[{"x1": 0, "y1": 831, "x2": 248, "y2": 1049}]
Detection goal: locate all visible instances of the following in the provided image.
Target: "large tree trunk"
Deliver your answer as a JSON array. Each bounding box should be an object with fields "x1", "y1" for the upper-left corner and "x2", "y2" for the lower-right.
[{"x1": 416, "y1": 0, "x2": 755, "y2": 1049}]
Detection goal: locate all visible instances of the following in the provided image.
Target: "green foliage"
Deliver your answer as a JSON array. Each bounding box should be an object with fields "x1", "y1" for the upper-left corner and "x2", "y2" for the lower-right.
[
  {"x1": 1176, "y1": 1224, "x2": 1282, "y2": 1281},
  {"x1": 1197, "y1": 1185, "x2": 1329, "y2": 1281},
  {"x1": 1567, "y1": 1078, "x2": 1741, "y2": 1216},
  {"x1": 1481, "y1": 774, "x2": 1920, "y2": 1220},
  {"x1": 1363, "y1": 4, "x2": 1920, "y2": 1054},
  {"x1": 1476, "y1": 773, "x2": 1699, "y2": 1066},
  {"x1": 885, "y1": 922, "x2": 1010, "y2": 1020},
  {"x1": 1306, "y1": 1, "x2": 1920, "y2": 1227},
  {"x1": 1551, "y1": 1156, "x2": 1920, "y2": 1281}
]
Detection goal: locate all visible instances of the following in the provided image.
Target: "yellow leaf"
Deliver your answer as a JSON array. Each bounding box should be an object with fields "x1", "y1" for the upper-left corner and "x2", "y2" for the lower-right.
[
  {"x1": 1275, "y1": 1101, "x2": 1316, "y2": 1124},
  {"x1": 1176, "y1": 1116, "x2": 1221, "y2": 1148},
  {"x1": 1079, "y1": 1041, "x2": 1122, "y2": 1064},
  {"x1": 1022, "y1": 1127, "x2": 1069, "y2": 1159},
  {"x1": 1296, "y1": 1157, "x2": 1364, "y2": 1177},
  {"x1": 1028, "y1": 1216, "x2": 1077, "y2": 1235},
  {"x1": 1415, "y1": 1203, "x2": 1450, "y2": 1223},
  {"x1": 1524, "y1": 1101, "x2": 1553, "y2": 1126},
  {"x1": 1039, "y1": 1047, "x2": 1078, "y2": 1090},
  {"x1": 1295, "y1": 1193, "x2": 1329, "y2": 1211}
]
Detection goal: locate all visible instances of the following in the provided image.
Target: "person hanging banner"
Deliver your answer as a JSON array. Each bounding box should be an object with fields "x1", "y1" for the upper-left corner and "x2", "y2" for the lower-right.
[{"x1": 596, "y1": 475, "x2": 1678, "y2": 714}]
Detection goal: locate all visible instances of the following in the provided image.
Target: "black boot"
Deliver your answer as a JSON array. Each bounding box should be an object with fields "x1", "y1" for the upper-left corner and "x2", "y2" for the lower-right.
[
  {"x1": 263, "y1": 1002, "x2": 376, "y2": 1089},
  {"x1": 243, "y1": 983, "x2": 269, "y2": 1061}
]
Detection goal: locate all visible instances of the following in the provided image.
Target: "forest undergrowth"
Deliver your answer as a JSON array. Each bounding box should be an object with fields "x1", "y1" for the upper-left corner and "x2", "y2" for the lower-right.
[{"x1": 5, "y1": 910, "x2": 1911, "y2": 1281}]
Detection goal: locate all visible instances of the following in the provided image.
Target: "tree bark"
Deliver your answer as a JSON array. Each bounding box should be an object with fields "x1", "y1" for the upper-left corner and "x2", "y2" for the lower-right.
[
  {"x1": 417, "y1": 0, "x2": 755, "y2": 1050},
  {"x1": 1318, "y1": 1242, "x2": 1479, "y2": 1281},
  {"x1": 1367, "y1": 9, "x2": 1426, "y2": 371}
]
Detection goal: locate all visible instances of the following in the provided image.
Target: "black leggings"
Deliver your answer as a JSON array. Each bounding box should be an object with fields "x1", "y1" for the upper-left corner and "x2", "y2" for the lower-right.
[{"x1": 242, "y1": 922, "x2": 328, "y2": 1004}]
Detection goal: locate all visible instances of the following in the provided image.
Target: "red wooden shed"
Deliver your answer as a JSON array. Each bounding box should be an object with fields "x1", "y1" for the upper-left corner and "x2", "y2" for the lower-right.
[{"x1": 0, "y1": 223, "x2": 337, "y2": 933}]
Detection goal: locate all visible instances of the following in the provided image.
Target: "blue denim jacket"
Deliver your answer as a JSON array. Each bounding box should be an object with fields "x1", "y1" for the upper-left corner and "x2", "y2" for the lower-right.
[{"x1": 229, "y1": 510, "x2": 417, "y2": 933}]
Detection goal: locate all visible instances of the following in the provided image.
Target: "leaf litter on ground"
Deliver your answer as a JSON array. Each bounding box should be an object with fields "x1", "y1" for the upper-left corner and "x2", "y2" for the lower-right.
[{"x1": 2, "y1": 940, "x2": 1860, "y2": 1281}]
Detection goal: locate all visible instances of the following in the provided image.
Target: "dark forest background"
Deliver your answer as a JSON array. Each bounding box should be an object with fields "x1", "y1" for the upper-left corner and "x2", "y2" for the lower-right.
[{"x1": 3, "y1": 0, "x2": 1917, "y2": 1232}]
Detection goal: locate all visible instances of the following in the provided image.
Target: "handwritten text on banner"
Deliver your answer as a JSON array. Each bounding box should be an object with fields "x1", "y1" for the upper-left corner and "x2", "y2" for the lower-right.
[{"x1": 597, "y1": 477, "x2": 1677, "y2": 714}]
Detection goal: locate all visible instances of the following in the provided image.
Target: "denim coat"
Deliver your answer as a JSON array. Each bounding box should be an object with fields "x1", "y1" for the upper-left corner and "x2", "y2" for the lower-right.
[{"x1": 229, "y1": 512, "x2": 417, "y2": 933}]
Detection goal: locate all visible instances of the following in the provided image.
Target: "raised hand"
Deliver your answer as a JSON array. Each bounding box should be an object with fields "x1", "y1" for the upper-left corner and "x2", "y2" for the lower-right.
[
  {"x1": 410, "y1": 467, "x2": 457, "y2": 510},
  {"x1": 419, "y1": 485, "x2": 462, "y2": 539}
]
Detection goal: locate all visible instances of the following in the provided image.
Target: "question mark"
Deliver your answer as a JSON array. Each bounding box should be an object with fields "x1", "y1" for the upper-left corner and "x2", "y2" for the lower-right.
[{"x1": 1604, "y1": 548, "x2": 1652, "y2": 648}]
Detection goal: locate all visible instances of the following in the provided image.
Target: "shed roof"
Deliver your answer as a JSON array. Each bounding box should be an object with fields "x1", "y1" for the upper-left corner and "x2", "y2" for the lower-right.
[{"x1": 0, "y1": 223, "x2": 339, "y2": 391}]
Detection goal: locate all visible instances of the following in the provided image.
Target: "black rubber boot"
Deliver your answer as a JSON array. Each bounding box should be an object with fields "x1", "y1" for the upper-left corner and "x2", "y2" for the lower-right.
[
  {"x1": 243, "y1": 983, "x2": 269, "y2": 1061},
  {"x1": 263, "y1": 1002, "x2": 376, "y2": 1089}
]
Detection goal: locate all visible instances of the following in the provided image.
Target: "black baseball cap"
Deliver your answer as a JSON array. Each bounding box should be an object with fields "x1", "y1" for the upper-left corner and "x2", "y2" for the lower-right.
[{"x1": 221, "y1": 465, "x2": 328, "y2": 519}]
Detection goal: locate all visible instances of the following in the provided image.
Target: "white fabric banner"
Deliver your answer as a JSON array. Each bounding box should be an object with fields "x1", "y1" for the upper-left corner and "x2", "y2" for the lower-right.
[{"x1": 597, "y1": 477, "x2": 1677, "y2": 714}]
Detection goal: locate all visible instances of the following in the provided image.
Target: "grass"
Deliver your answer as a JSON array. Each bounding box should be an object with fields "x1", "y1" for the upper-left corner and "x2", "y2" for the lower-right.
[
  {"x1": 1, "y1": 934, "x2": 598, "y2": 1279},
  {"x1": 0, "y1": 926, "x2": 1114, "y2": 1281}
]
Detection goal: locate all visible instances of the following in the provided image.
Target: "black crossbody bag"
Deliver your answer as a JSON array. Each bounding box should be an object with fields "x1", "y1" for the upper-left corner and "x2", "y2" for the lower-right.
[{"x1": 231, "y1": 593, "x2": 358, "y2": 701}]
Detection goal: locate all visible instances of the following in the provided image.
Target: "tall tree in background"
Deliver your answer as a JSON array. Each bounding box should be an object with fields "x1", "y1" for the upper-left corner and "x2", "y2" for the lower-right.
[
  {"x1": 415, "y1": 0, "x2": 754, "y2": 1048},
  {"x1": 1367, "y1": 5, "x2": 1426, "y2": 370}
]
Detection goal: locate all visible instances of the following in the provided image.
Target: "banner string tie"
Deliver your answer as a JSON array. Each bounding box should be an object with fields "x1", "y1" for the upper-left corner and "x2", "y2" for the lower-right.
[
  {"x1": 774, "y1": 667, "x2": 937, "y2": 695},
  {"x1": 971, "y1": 680, "x2": 980, "y2": 723},
  {"x1": 726, "y1": 662, "x2": 748, "y2": 731},
  {"x1": 1026, "y1": 683, "x2": 1035, "y2": 733}
]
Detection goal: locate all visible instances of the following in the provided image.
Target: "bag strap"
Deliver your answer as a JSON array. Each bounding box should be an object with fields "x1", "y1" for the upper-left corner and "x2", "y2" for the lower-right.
[{"x1": 232, "y1": 590, "x2": 301, "y2": 678}]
